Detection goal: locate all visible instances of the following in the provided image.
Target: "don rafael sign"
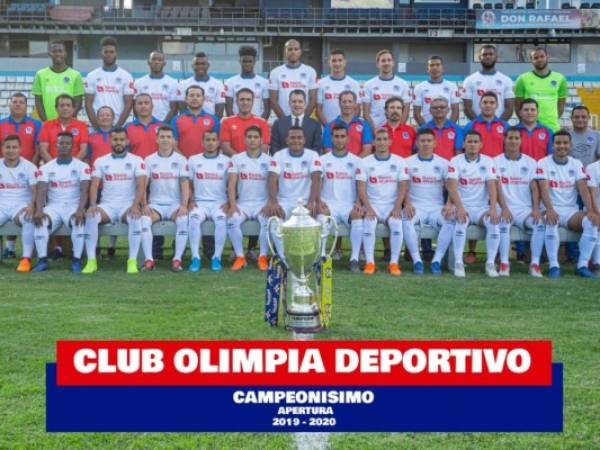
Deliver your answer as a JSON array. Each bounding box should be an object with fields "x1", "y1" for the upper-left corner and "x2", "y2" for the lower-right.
[{"x1": 476, "y1": 9, "x2": 582, "y2": 30}]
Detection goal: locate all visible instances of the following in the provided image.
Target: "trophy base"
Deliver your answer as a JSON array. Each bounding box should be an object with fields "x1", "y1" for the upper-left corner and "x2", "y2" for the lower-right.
[{"x1": 285, "y1": 312, "x2": 322, "y2": 333}]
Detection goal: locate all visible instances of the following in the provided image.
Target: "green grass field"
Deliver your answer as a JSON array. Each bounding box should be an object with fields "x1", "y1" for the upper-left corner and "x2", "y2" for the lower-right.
[{"x1": 1, "y1": 248, "x2": 599, "y2": 449}]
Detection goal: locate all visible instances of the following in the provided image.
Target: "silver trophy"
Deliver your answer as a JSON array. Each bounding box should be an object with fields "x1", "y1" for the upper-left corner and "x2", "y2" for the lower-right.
[{"x1": 267, "y1": 199, "x2": 338, "y2": 333}]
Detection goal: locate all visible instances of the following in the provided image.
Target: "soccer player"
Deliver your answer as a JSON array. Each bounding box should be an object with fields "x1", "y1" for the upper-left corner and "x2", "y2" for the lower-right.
[
  {"x1": 269, "y1": 39, "x2": 318, "y2": 118},
  {"x1": 413, "y1": 56, "x2": 460, "y2": 126},
  {"x1": 319, "y1": 124, "x2": 365, "y2": 273},
  {"x1": 0, "y1": 93, "x2": 41, "y2": 163},
  {"x1": 358, "y1": 128, "x2": 408, "y2": 276},
  {"x1": 87, "y1": 106, "x2": 114, "y2": 165},
  {"x1": 82, "y1": 128, "x2": 146, "y2": 274},
  {"x1": 322, "y1": 91, "x2": 373, "y2": 157},
  {"x1": 32, "y1": 40, "x2": 84, "y2": 121},
  {"x1": 226, "y1": 126, "x2": 272, "y2": 271},
  {"x1": 171, "y1": 85, "x2": 220, "y2": 158},
  {"x1": 446, "y1": 130, "x2": 501, "y2": 278},
  {"x1": 85, "y1": 36, "x2": 134, "y2": 129},
  {"x1": 463, "y1": 91, "x2": 509, "y2": 158},
  {"x1": 516, "y1": 98, "x2": 553, "y2": 161},
  {"x1": 317, "y1": 48, "x2": 362, "y2": 125},
  {"x1": 463, "y1": 45, "x2": 514, "y2": 122},
  {"x1": 187, "y1": 131, "x2": 230, "y2": 272},
  {"x1": 586, "y1": 154, "x2": 600, "y2": 274},
  {"x1": 402, "y1": 128, "x2": 454, "y2": 275},
  {"x1": 515, "y1": 47, "x2": 567, "y2": 132},
  {"x1": 31, "y1": 132, "x2": 90, "y2": 273},
  {"x1": 569, "y1": 105, "x2": 600, "y2": 168},
  {"x1": 494, "y1": 127, "x2": 545, "y2": 277},
  {"x1": 224, "y1": 46, "x2": 270, "y2": 120},
  {"x1": 381, "y1": 97, "x2": 416, "y2": 158},
  {"x1": 419, "y1": 97, "x2": 463, "y2": 161},
  {"x1": 125, "y1": 94, "x2": 161, "y2": 159},
  {"x1": 536, "y1": 130, "x2": 599, "y2": 278},
  {"x1": 220, "y1": 88, "x2": 270, "y2": 156},
  {"x1": 38, "y1": 94, "x2": 89, "y2": 162},
  {"x1": 176, "y1": 52, "x2": 225, "y2": 118},
  {"x1": 133, "y1": 50, "x2": 179, "y2": 122},
  {"x1": 139, "y1": 126, "x2": 189, "y2": 272},
  {"x1": 363, "y1": 49, "x2": 411, "y2": 129},
  {"x1": 0, "y1": 135, "x2": 37, "y2": 272}
]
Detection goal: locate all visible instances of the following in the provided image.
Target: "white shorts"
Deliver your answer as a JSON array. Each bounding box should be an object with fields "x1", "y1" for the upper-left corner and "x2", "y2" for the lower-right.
[
  {"x1": 44, "y1": 203, "x2": 78, "y2": 232},
  {"x1": 0, "y1": 202, "x2": 28, "y2": 224},
  {"x1": 510, "y1": 207, "x2": 535, "y2": 229},
  {"x1": 280, "y1": 202, "x2": 305, "y2": 219},
  {"x1": 405, "y1": 208, "x2": 444, "y2": 229},
  {"x1": 238, "y1": 201, "x2": 265, "y2": 220},
  {"x1": 553, "y1": 206, "x2": 580, "y2": 227},
  {"x1": 370, "y1": 203, "x2": 395, "y2": 222},
  {"x1": 322, "y1": 201, "x2": 353, "y2": 225},
  {"x1": 149, "y1": 203, "x2": 180, "y2": 221},
  {"x1": 190, "y1": 201, "x2": 226, "y2": 222},
  {"x1": 98, "y1": 202, "x2": 131, "y2": 224},
  {"x1": 465, "y1": 206, "x2": 490, "y2": 224}
]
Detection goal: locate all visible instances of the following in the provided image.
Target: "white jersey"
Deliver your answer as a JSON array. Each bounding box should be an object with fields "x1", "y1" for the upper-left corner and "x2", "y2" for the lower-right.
[
  {"x1": 228, "y1": 151, "x2": 271, "y2": 204},
  {"x1": 0, "y1": 158, "x2": 37, "y2": 205},
  {"x1": 85, "y1": 66, "x2": 134, "y2": 117},
  {"x1": 448, "y1": 154, "x2": 496, "y2": 208},
  {"x1": 462, "y1": 71, "x2": 515, "y2": 118},
  {"x1": 494, "y1": 153, "x2": 537, "y2": 209},
  {"x1": 224, "y1": 74, "x2": 269, "y2": 117},
  {"x1": 413, "y1": 79, "x2": 461, "y2": 123},
  {"x1": 363, "y1": 75, "x2": 412, "y2": 128},
  {"x1": 133, "y1": 74, "x2": 179, "y2": 121},
  {"x1": 535, "y1": 155, "x2": 586, "y2": 208},
  {"x1": 405, "y1": 154, "x2": 449, "y2": 210},
  {"x1": 317, "y1": 75, "x2": 362, "y2": 124},
  {"x1": 269, "y1": 63, "x2": 317, "y2": 117},
  {"x1": 37, "y1": 158, "x2": 91, "y2": 204},
  {"x1": 188, "y1": 153, "x2": 229, "y2": 203},
  {"x1": 175, "y1": 76, "x2": 225, "y2": 115},
  {"x1": 145, "y1": 151, "x2": 189, "y2": 206},
  {"x1": 269, "y1": 148, "x2": 322, "y2": 204},
  {"x1": 362, "y1": 154, "x2": 409, "y2": 205},
  {"x1": 587, "y1": 160, "x2": 600, "y2": 205},
  {"x1": 92, "y1": 152, "x2": 146, "y2": 205},
  {"x1": 320, "y1": 151, "x2": 364, "y2": 206}
]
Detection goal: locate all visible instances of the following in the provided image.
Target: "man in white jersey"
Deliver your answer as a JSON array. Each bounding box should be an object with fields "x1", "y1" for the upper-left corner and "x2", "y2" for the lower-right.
[
  {"x1": 317, "y1": 48, "x2": 362, "y2": 125},
  {"x1": 139, "y1": 125, "x2": 190, "y2": 272},
  {"x1": 32, "y1": 132, "x2": 90, "y2": 273},
  {"x1": 0, "y1": 135, "x2": 37, "y2": 272},
  {"x1": 269, "y1": 39, "x2": 318, "y2": 118},
  {"x1": 318, "y1": 123, "x2": 364, "y2": 273},
  {"x1": 85, "y1": 36, "x2": 134, "y2": 128},
  {"x1": 413, "y1": 56, "x2": 460, "y2": 126},
  {"x1": 494, "y1": 127, "x2": 545, "y2": 277},
  {"x1": 226, "y1": 126, "x2": 271, "y2": 272},
  {"x1": 82, "y1": 127, "x2": 146, "y2": 274},
  {"x1": 358, "y1": 128, "x2": 408, "y2": 276},
  {"x1": 446, "y1": 129, "x2": 501, "y2": 278},
  {"x1": 224, "y1": 46, "x2": 270, "y2": 119},
  {"x1": 176, "y1": 52, "x2": 225, "y2": 118},
  {"x1": 134, "y1": 50, "x2": 179, "y2": 122},
  {"x1": 463, "y1": 45, "x2": 515, "y2": 121},
  {"x1": 187, "y1": 130, "x2": 230, "y2": 272},
  {"x1": 403, "y1": 128, "x2": 455, "y2": 276},
  {"x1": 585, "y1": 155, "x2": 600, "y2": 274},
  {"x1": 363, "y1": 49, "x2": 411, "y2": 129},
  {"x1": 536, "y1": 130, "x2": 600, "y2": 278}
]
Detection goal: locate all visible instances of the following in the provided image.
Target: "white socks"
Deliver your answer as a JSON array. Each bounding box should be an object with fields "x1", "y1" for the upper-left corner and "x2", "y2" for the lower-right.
[
  {"x1": 188, "y1": 208, "x2": 205, "y2": 259},
  {"x1": 483, "y1": 217, "x2": 500, "y2": 265},
  {"x1": 402, "y1": 218, "x2": 422, "y2": 264},
  {"x1": 227, "y1": 212, "x2": 245, "y2": 257},
  {"x1": 433, "y1": 221, "x2": 455, "y2": 264},
  {"x1": 362, "y1": 218, "x2": 377, "y2": 264},
  {"x1": 213, "y1": 215, "x2": 226, "y2": 259},
  {"x1": 174, "y1": 215, "x2": 188, "y2": 261},
  {"x1": 545, "y1": 224, "x2": 560, "y2": 268},
  {"x1": 349, "y1": 219, "x2": 363, "y2": 261},
  {"x1": 33, "y1": 218, "x2": 50, "y2": 258},
  {"x1": 577, "y1": 216, "x2": 599, "y2": 269},
  {"x1": 452, "y1": 219, "x2": 469, "y2": 265},
  {"x1": 84, "y1": 213, "x2": 101, "y2": 259},
  {"x1": 388, "y1": 217, "x2": 403, "y2": 264},
  {"x1": 69, "y1": 217, "x2": 85, "y2": 259}
]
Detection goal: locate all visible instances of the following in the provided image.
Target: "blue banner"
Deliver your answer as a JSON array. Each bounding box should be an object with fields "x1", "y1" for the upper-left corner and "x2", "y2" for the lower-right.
[{"x1": 476, "y1": 10, "x2": 581, "y2": 30}]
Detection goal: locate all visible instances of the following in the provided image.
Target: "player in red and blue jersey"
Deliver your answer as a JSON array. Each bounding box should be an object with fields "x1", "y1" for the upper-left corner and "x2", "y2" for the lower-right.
[{"x1": 463, "y1": 91, "x2": 509, "y2": 158}]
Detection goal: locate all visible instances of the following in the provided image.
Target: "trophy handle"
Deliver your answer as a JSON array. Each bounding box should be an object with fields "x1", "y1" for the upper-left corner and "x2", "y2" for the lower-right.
[
  {"x1": 321, "y1": 215, "x2": 339, "y2": 259},
  {"x1": 267, "y1": 216, "x2": 283, "y2": 257}
]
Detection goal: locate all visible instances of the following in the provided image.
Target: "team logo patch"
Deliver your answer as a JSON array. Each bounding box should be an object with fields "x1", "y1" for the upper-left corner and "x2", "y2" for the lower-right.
[
  {"x1": 448, "y1": 132, "x2": 455, "y2": 139},
  {"x1": 443, "y1": 87, "x2": 449, "y2": 93},
  {"x1": 393, "y1": 85, "x2": 400, "y2": 91},
  {"x1": 402, "y1": 132, "x2": 409, "y2": 139},
  {"x1": 162, "y1": 84, "x2": 169, "y2": 91},
  {"x1": 240, "y1": 163, "x2": 246, "y2": 169},
  {"x1": 17, "y1": 172, "x2": 26, "y2": 180},
  {"x1": 171, "y1": 162, "x2": 179, "y2": 169},
  {"x1": 70, "y1": 170, "x2": 78, "y2": 178},
  {"x1": 152, "y1": 163, "x2": 158, "y2": 169},
  {"x1": 413, "y1": 167, "x2": 419, "y2": 173},
  {"x1": 499, "y1": 167, "x2": 506, "y2": 173},
  {"x1": 255, "y1": 83, "x2": 261, "y2": 89},
  {"x1": 63, "y1": 76, "x2": 70, "y2": 84},
  {"x1": 346, "y1": 162, "x2": 354, "y2": 169},
  {"x1": 301, "y1": 161, "x2": 308, "y2": 168},
  {"x1": 217, "y1": 163, "x2": 224, "y2": 170},
  {"x1": 260, "y1": 163, "x2": 268, "y2": 171},
  {"x1": 479, "y1": 166, "x2": 487, "y2": 173},
  {"x1": 433, "y1": 166, "x2": 441, "y2": 173},
  {"x1": 103, "y1": 165, "x2": 110, "y2": 171},
  {"x1": 521, "y1": 166, "x2": 528, "y2": 174},
  {"x1": 326, "y1": 162, "x2": 332, "y2": 168},
  {"x1": 116, "y1": 77, "x2": 122, "y2": 84},
  {"x1": 203, "y1": 119, "x2": 211, "y2": 126},
  {"x1": 390, "y1": 165, "x2": 397, "y2": 172},
  {"x1": 539, "y1": 133, "x2": 546, "y2": 140},
  {"x1": 208, "y1": 87, "x2": 215, "y2": 93},
  {"x1": 476, "y1": 81, "x2": 482, "y2": 86},
  {"x1": 549, "y1": 170, "x2": 556, "y2": 177},
  {"x1": 125, "y1": 163, "x2": 132, "y2": 170},
  {"x1": 568, "y1": 169, "x2": 576, "y2": 177},
  {"x1": 496, "y1": 79, "x2": 503, "y2": 85},
  {"x1": 48, "y1": 171, "x2": 56, "y2": 179},
  {"x1": 497, "y1": 126, "x2": 504, "y2": 133},
  {"x1": 25, "y1": 126, "x2": 33, "y2": 135},
  {"x1": 71, "y1": 128, "x2": 79, "y2": 136},
  {"x1": 300, "y1": 73, "x2": 307, "y2": 79},
  {"x1": 356, "y1": 125, "x2": 363, "y2": 132},
  {"x1": 344, "y1": 84, "x2": 351, "y2": 90},
  {"x1": 587, "y1": 135, "x2": 595, "y2": 143},
  {"x1": 550, "y1": 80, "x2": 557, "y2": 86}
]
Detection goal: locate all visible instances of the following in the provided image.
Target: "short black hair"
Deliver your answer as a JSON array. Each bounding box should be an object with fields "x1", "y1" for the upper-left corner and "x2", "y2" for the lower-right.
[
  {"x1": 288, "y1": 125, "x2": 304, "y2": 135},
  {"x1": 236, "y1": 88, "x2": 254, "y2": 99},
  {"x1": 186, "y1": 85, "x2": 205, "y2": 96},
  {"x1": 157, "y1": 125, "x2": 174, "y2": 134},
  {"x1": 428, "y1": 55, "x2": 443, "y2": 63},
  {"x1": 49, "y1": 40, "x2": 66, "y2": 50},
  {"x1": 289, "y1": 89, "x2": 306, "y2": 101},
  {"x1": 2, "y1": 134, "x2": 20, "y2": 145},
  {"x1": 416, "y1": 128, "x2": 435, "y2": 138},
  {"x1": 238, "y1": 46, "x2": 257, "y2": 58},
  {"x1": 553, "y1": 129, "x2": 571, "y2": 142},
  {"x1": 245, "y1": 125, "x2": 262, "y2": 137},
  {"x1": 100, "y1": 36, "x2": 118, "y2": 48},
  {"x1": 504, "y1": 126, "x2": 521, "y2": 137},
  {"x1": 55, "y1": 94, "x2": 74, "y2": 108},
  {"x1": 9, "y1": 92, "x2": 27, "y2": 102},
  {"x1": 331, "y1": 123, "x2": 348, "y2": 133},
  {"x1": 338, "y1": 90, "x2": 356, "y2": 103},
  {"x1": 330, "y1": 48, "x2": 345, "y2": 57},
  {"x1": 464, "y1": 129, "x2": 482, "y2": 140},
  {"x1": 111, "y1": 126, "x2": 127, "y2": 135},
  {"x1": 519, "y1": 98, "x2": 538, "y2": 110},
  {"x1": 57, "y1": 131, "x2": 73, "y2": 140},
  {"x1": 572, "y1": 105, "x2": 590, "y2": 116},
  {"x1": 480, "y1": 91, "x2": 498, "y2": 103},
  {"x1": 384, "y1": 96, "x2": 403, "y2": 110},
  {"x1": 194, "y1": 51, "x2": 208, "y2": 59}
]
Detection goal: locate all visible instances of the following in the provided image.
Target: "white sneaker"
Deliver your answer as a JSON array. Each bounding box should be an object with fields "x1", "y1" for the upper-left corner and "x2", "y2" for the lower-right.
[
  {"x1": 529, "y1": 263, "x2": 543, "y2": 278},
  {"x1": 454, "y1": 263, "x2": 466, "y2": 278},
  {"x1": 485, "y1": 262, "x2": 499, "y2": 278},
  {"x1": 498, "y1": 263, "x2": 510, "y2": 277},
  {"x1": 332, "y1": 249, "x2": 343, "y2": 261}
]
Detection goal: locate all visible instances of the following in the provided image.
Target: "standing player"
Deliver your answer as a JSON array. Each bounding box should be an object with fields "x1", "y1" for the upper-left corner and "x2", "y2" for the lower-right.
[
  {"x1": 381, "y1": 97, "x2": 416, "y2": 158},
  {"x1": 176, "y1": 52, "x2": 225, "y2": 118},
  {"x1": 0, "y1": 135, "x2": 37, "y2": 272},
  {"x1": 31, "y1": 132, "x2": 90, "y2": 273},
  {"x1": 133, "y1": 50, "x2": 179, "y2": 123},
  {"x1": 226, "y1": 126, "x2": 271, "y2": 271},
  {"x1": 87, "y1": 106, "x2": 114, "y2": 165},
  {"x1": 187, "y1": 131, "x2": 230, "y2": 272},
  {"x1": 358, "y1": 128, "x2": 408, "y2": 276},
  {"x1": 125, "y1": 94, "x2": 161, "y2": 159},
  {"x1": 82, "y1": 128, "x2": 147, "y2": 274},
  {"x1": 85, "y1": 37, "x2": 134, "y2": 129},
  {"x1": 463, "y1": 45, "x2": 514, "y2": 122},
  {"x1": 363, "y1": 49, "x2": 411, "y2": 129},
  {"x1": 446, "y1": 130, "x2": 501, "y2": 278},
  {"x1": 516, "y1": 99, "x2": 553, "y2": 161},
  {"x1": 586, "y1": 153, "x2": 600, "y2": 274},
  {"x1": 224, "y1": 46, "x2": 270, "y2": 120},
  {"x1": 536, "y1": 130, "x2": 599, "y2": 278},
  {"x1": 569, "y1": 105, "x2": 600, "y2": 168},
  {"x1": 413, "y1": 56, "x2": 460, "y2": 126},
  {"x1": 317, "y1": 49, "x2": 362, "y2": 125},
  {"x1": 269, "y1": 39, "x2": 318, "y2": 118},
  {"x1": 463, "y1": 92, "x2": 509, "y2": 158}
]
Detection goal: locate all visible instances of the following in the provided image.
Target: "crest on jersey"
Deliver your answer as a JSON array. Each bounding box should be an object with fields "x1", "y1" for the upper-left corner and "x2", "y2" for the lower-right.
[
  {"x1": 373, "y1": 86, "x2": 379, "y2": 91},
  {"x1": 345, "y1": 85, "x2": 351, "y2": 90},
  {"x1": 116, "y1": 77, "x2": 122, "y2": 83},
  {"x1": 326, "y1": 162, "x2": 332, "y2": 168},
  {"x1": 497, "y1": 126, "x2": 504, "y2": 133},
  {"x1": 346, "y1": 162, "x2": 354, "y2": 169},
  {"x1": 550, "y1": 80, "x2": 557, "y2": 86},
  {"x1": 390, "y1": 164, "x2": 397, "y2": 172},
  {"x1": 240, "y1": 163, "x2": 246, "y2": 169},
  {"x1": 25, "y1": 126, "x2": 32, "y2": 135},
  {"x1": 393, "y1": 85, "x2": 400, "y2": 91},
  {"x1": 70, "y1": 170, "x2": 78, "y2": 178},
  {"x1": 539, "y1": 133, "x2": 546, "y2": 140},
  {"x1": 285, "y1": 162, "x2": 291, "y2": 168},
  {"x1": 568, "y1": 169, "x2": 576, "y2": 177},
  {"x1": 209, "y1": 87, "x2": 215, "y2": 93},
  {"x1": 103, "y1": 165, "x2": 110, "y2": 171},
  {"x1": 443, "y1": 87, "x2": 450, "y2": 93},
  {"x1": 413, "y1": 167, "x2": 419, "y2": 173},
  {"x1": 496, "y1": 79, "x2": 503, "y2": 85},
  {"x1": 433, "y1": 165, "x2": 441, "y2": 173},
  {"x1": 171, "y1": 162, "x2": 179, "y2": 169},
  {"x1": 217, "y1": 163, "x2": 224, "y2": 170},
  {"x1": 48, "y1": 171, "x2": 56, "y2": 179},
  {"x1": 152, "y1": 163, "x2": 158, "y2": 169},
  {"x1": 17, "y1": 172, "x2": 26, "y2": 180},
  {"x1": 587, "y1": 135, "x2": 595, "y2": 143},
  {"x1": 300, "y1": 73, "x2": 307, "y2": 79},
  {"x1": 479, "y1": 166, "x2": 487, "y2": 173},
  {"x1": 521, "y1": 166, "x2": 528, "y2": 174},
  {"x1": 203, "y1": 119, "x2": 211, "y2": 126},
  {"x1": 125, "y1": 163, "x2": 132, "y2": 170},
  {"x1": 402, "y1": 132, "x2": 409, "y2": 139},
  {"x1": 476, "y1": 81, "x2": 482, "y2": 86},
  {"x1": 549, "y1": 170, "x2": 556, "y2": 177},
  {"x1": 260, "y1": 163, "x2": 268, "y2": 170},
  {"x1": 499, "y1": 167, "x2": 506, "y2": 173},
  {"x1": 162, "y1": 84, "x2": 169, "y2": 91},
  {"x1": 255, "y1": 83, "x2": 261, "y2": 89},
  {"x1": 71, "y1": 128, "x2": 79, "y2": 136},
  {"x1": 281, "y1": 74, "x2": 287, "y2": 79},
  {"x1": 63, "y1": 76, "x2": 70, "y2": 84},
  {"x1": 356, "y1": 125, "x2": 363, "y2": 132},
  {"x1": 301, "y1": 161, "x2": 308, "y2": 168},
  {"x1": 448, "y1": 132, "x2": 455, "y2": 139}
]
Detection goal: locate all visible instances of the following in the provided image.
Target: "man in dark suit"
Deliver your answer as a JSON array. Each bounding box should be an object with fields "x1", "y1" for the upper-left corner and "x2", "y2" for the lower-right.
[{"x1": 270, "y1": 89, "x2": 322, "y2": 154}]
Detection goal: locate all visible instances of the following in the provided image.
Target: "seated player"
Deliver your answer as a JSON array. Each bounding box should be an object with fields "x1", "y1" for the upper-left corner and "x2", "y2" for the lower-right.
[
  {"x1": 446, "y1": 130, "x2": 501, "y2": 278},
  {"x1": 139, "y1": 125, "x2": 190, "y2": 272},
  {"x1": 32, "y1": 132, "x2": 90, "y2": 273},
  {"x1": 357, "y1": 128, "x2": 408, "y2": 276},
  {"x1": 187, "y1": 130, "x2": 230, "y2": 272},
  {"x1": 536, "y1": 130, "x2": 599, "y2": 278},
  {"x1": 494, "y1": 127, "x2": 545, "y2": 277},
  {"x1": 586, "y1": 156, "x2": 600, "y2": 275},
  {"x1": 82, "y1": 127, "x2": 147, "y2": 274},
  {"x1": 226, "y1": 126, "x2": 271, "y2": 271}
]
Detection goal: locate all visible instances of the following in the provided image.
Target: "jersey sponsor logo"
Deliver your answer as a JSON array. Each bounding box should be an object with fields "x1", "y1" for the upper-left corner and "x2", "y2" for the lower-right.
[
  {"x1": 448, "y1": 166, "x2": 456, "y2": 173},
  {"x1": 539, "y1": 133, "x2": 546, "y2": 140},
  {"x1": 152, "y1": 173, "x2": 160, "y2": 180},
  {"x1": 497, "y1": 126, "x2": 504, "y2": 134},
  {"x1": 71, "y1": 128, "x2": 79, "y2": 136},
  {"x1": 63, "y1": 76, "x2": 70, "y2": 83},
  {"x1": 402, "y1": 132, "x2": 410, "y2": 139},
  {"x1": 369, "y1": 176, "x2": 378, "y2": 184},
  {"x1": 326, "y1": 172, "x2": 334, "y2": 179},
  {"x1": 501, "y1": 176, "x2": 509, "y2": 184},
  {"x1": 412, "y1": 176, "x2": 422, "y2": 183},
  {"x1": 270, "y1": 160, "x2": 277, "y2": 167},
  {"x1": 355, "y1": 125, "x2": 363, "y2": 132},
  {"x1": 459, "y1": 177, "x2": 468, "y2": 185},
  {"x1": 448, "y1": 131, "x2": 455, "y2": 139},
  {"x1": 25, "y1": 126, "x2": 33, "y2": 135}
]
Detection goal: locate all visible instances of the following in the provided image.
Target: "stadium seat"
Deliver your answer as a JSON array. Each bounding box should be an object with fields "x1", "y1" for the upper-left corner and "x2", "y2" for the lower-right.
[
  {"x1": 484, "y1": 2, "x2": 493, "y2": 8},
  {"x1": 472, "y1": 2, "x2": 483, "y2": 8},
  {"x1": 505, "y1": 2, "x2": 515, "y2": 8},
  {"x1": 592, "y1": 2, "x2": 600, "y2": 7},
  {"x1": 526, "y1": 1, "x2": 535, "y2": 7},
  {"x1": 581, "y1": 2, "x2": 591, "y2": 7},
  {"x1": 494, "y1": 2, "x2": 503, "y2": 8}
]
